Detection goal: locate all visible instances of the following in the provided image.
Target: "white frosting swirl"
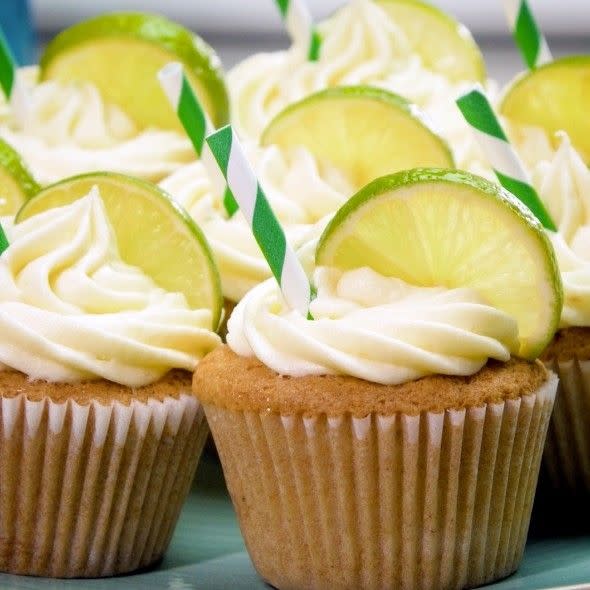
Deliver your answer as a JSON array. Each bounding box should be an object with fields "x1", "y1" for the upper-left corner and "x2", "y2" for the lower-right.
[
  {"x1": 0, "y1": 189, "x2": 220, "y2": 386},
  {"x1": 228, "y1": 0, "x2": 492, "y2": 176},
  {"x1": 227, "y1": 266, "x2": 518, "y2": 384},
  {"x1": 529, "y1": 133, "x2": 590, "y2": 327},
  {"x1": 160, "y1": 143, "x2": 352, "y2": 302},
  {"x1": 0, "y1": 72, "x2": 193, "y2": 184}
]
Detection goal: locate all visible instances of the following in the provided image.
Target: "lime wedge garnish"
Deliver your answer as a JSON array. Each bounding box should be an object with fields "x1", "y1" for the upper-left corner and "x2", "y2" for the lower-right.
[
  {"x1": 16, "y1": 172, "x2": 222, "y2": 329},
  {"x1": 500, "y1": 56, "x2": 590, "y2": 164},
  {"x1": 0, "y1": 138, "x2": 39, "y2": 215},
  {"x1": 316, "y1": 168, "x2": 562, "y2": 359},
  {"x1": 375, "y1": 0, "x2": 486, "y2": 82},
  {"x1": 39, "y1": 12, "x2": 229, "y2": 131},
  {"x1": 261, "y1": 86, "x2": 454, "y2": 191}
]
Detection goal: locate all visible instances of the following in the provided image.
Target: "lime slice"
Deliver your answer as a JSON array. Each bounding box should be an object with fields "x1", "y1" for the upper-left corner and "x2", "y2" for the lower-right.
[
  {"x1": 316, "y1": 168, "x2": 562, "y2": 359},
  {"x1": 500, "y1": 56, "x2": 590, "y2": 164},
  {"x1": 16, "y1": 172, "x2": 222, "y2": 329},
  {"x1": 373, "y1": 0, "x2": 486, "y2": 82},
  {"x1": 261, "y1": 86, "x2": 454, "y2": 191},
  {"x1": 0, "y1": 138, "x2": 39, "y2": 215},
  {"x1": 39, "y1": 12, "x2": 229, "y2": 131}
]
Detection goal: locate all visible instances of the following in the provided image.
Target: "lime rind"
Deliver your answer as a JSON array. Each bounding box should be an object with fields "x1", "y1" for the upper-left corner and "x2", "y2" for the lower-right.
[
  {"x1": 40, "y1": 12, "x2": 229, "y2": 129},
  {"x1": 317, "y1": 168, "x2": 563, "y2": 359},
  {"x1": 16, "y1": 171, "x2": 223, "y2": 329},
  {"x1": 0, "y1": 137, "x2": 40, "y2": 199}
]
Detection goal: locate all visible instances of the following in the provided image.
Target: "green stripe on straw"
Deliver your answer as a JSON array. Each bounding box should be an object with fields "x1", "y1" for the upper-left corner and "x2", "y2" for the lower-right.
[
  {"x1": 0, "y1": 27, "x2": 16, "y2": 99},
  {"x1": 0, "y1": 223, "x2": 8, "y2": 254},
  {"x1": 206, "y1": 124, "x2": 314, "y2": 317},
  {"x1": 503, "y1": 0, "x2": 552, "y2": 69},
  {"x1": 158, "y1": 62, "x2": 238, "y2": 217},
  {"x1": 274, "y1": 0, "x2": 322, "y2": 62},
  {"x1": 456, "y1": 87, "x2": 556, "y2": 231}
]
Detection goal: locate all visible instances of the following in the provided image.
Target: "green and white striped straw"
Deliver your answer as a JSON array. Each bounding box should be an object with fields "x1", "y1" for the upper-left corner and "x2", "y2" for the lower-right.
[
  {"x1": 0, "y1": 223, "x2": 8, "y2": 255},
  {"x1": 158, "y1": 62, "x2": 238, "y2": 217},
  {"x1": 503, "y1": 0, "x2": 552, "y2": 69},
  {"x1": 275, "y1": 0, "x2": 322, "y2": 61},
  {"x1": 206, "y1": 125, "x2": 313, "y2": 316},
  {"x1": 456, "y1": 87, "x2": 556, "y2": 231},
  {"x1": 0, "y1": 27, "x2": 28, "y2": 125}
]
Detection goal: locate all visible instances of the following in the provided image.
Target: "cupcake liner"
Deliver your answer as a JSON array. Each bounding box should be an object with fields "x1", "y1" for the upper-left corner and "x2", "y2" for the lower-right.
[
  {"x1": 0, "y1": 391, "x2": 208, "y2": 578},
  {"x1": 543, "y1": 359, "x2": 590, "y2": 493},
  {"x1": 205, "y1": 375, "x2": 557, "y2": 590}
]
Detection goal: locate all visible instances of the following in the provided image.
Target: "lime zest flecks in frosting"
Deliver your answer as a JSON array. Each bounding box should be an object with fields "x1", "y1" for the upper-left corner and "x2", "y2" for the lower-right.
[
  {"x1": 0, "y1": 188, "x2": 220, "y2": 386},
  {"x1": 160, "y1": 143, "x2": 352, "y2": 302},
  {"x1": 227, "y1": 266, "x2": 519, "y2": 385},
  {"x1": 0, "y1": 74, "x2": 193, "y2": 184},
  {"x1": 530, "y1": 133, "x2": 590, "y2": 328}
]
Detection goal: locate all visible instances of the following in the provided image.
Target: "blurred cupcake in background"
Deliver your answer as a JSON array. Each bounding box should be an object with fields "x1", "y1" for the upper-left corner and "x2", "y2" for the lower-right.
[
  {"x1": 228, "y1": 0, "x2": 494, "y2": 177},
  {"x1": 500, "y1": 54, "x2": 590, "y2": 497},
  {"x1": 0, "y1": 12, "x2": 229, "y2": 185}
]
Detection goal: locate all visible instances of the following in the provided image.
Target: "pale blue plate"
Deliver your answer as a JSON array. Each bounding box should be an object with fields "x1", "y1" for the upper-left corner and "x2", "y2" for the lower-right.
[{"x1": 0, "y1": 457, "x2": 588, "y2": 590}]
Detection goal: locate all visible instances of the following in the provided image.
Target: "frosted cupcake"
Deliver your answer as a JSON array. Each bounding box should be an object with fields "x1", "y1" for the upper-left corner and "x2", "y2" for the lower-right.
[
  {"x1": 229, "y1": 0, "x2": 493, "y2": 176},
  {"x1": 0, "y1": 12, "x2": 228, "y2": 185},
  {"x1": 195, "y1": 169, "x2": 561, "y2": 590},
  {"x1": 519, "y1": 133, "x2": 590, "y2": 494},
  {"x1": 0, "y1": 177, "x2": 222, "y2": 577}
]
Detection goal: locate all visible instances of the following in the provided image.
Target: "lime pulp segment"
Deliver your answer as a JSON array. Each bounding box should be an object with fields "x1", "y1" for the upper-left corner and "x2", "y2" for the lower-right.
[
  {"x1": 316, "y1": 168, "x2": 562, "y2": 359},
  {"x1": 500, "y1": 56, "x2": 590, "y2": 164},
  {"x1": 374, "y1": 0, "x2": 486, "y2": 82},
  {"x1": 0, "y1": 137, "x2": 40, "y2": 215},
  {"x1": 16, "y1": 172, "x2": 222, "y2": 329}
]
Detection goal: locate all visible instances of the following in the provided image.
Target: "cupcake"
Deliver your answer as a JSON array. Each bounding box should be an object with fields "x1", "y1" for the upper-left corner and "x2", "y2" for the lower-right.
[
  {"x1": 0, "y1": 180, "x2": 222, "y2": 577},
  {"x1": 522, "y1": 133, "x2": 590, "y2": 494},
  {"x1": 228, "y1": 0, "x2": 493, "y2": 177},
  {"x1": 0, "y1": 12, "x2": 228, "y2": 185},
  {"x1": 195, "y1": 169, "x2": 561, "y2": 590}
]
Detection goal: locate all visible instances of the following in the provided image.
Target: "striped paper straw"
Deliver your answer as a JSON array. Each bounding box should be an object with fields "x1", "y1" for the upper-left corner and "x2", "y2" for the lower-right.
[
  {"x1": 456, "y1": 87, "x2": 556, "y2": 231},
  {"x1": 0, "y1": 27, "x2": 27, "y2": 124},
  {"x1": 0, "y1": 223, "x2": 8, "y2": 254},
  {"x1": 275, "y1": 0, "x2": 321, "y2": 61},
  {"x1": 503, "y1": 0, "x2": 552, "y2": 69},
  {"x1": 158, "y1": 62, "x2": 238, "y2": 217},
  {"x1": 206, "y1": 125, "x2": 313, "y2": 316}
]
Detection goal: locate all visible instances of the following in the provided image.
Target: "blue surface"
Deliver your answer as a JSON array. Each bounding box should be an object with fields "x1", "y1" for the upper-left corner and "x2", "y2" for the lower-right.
[{"x1": 0, "y1": 456, "x2": 588, "y2": 589}]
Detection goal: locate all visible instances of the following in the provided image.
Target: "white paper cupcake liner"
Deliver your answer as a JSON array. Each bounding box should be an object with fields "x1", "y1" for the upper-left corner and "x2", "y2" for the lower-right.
[
  {"x1": 0, "y1": 391, "x2": 208, "y2": 578},
  {"x1": 543, "y1": 359, "x2": 590, "y2": 493},
  {"x1": 205, "y1": 375, "x2": 557, "y2": 590}
]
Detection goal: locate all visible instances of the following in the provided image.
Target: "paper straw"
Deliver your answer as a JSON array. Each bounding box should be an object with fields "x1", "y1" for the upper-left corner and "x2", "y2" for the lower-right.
[
  {"x1": 206, "y1": 125, "x2": 313, "y2": 316},
  {"x1": 275, "y1": 0, "x2": 321, "y2": 61},
  {"x1": 456, "y1": 87, "x2": 556, "y2": 231},
  {"x1": 0, "y1": 27, "x2": 28, "y2": 125},
  {"x1": 0, "y1": 223, "x2": 8, "y2": 254},
  {"x1": 158, "y1": 62, "x2": 238, "y2": 217},
  {"x1": 503, "y1": 0, "x2": 552, "y2": 69}
]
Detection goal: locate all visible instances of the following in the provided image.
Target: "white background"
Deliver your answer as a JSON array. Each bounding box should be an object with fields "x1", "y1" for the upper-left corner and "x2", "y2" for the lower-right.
[{"x1": 30, "y1": 0, "x2": 590, "y2": 36}]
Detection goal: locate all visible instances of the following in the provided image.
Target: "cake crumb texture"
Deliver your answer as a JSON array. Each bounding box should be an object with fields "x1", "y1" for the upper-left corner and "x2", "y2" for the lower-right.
[
  {"x1": 194, "y1": 346, "x2": 549, "y2": 416},
  {"x1": 0, "y1": 369, "x2": 194, "y2": 405}
]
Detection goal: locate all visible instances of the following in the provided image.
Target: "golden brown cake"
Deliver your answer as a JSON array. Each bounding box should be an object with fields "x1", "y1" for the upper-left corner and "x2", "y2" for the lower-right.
[
  {"x1": 196, "y1": 347, "x2": 556, "y2": 590},
  {"x1": 541, "y1": 327, "x2": 590, "y2": 494}
]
